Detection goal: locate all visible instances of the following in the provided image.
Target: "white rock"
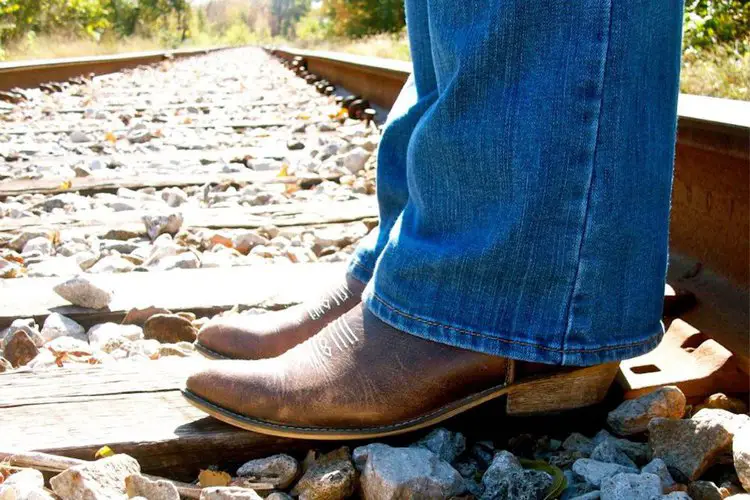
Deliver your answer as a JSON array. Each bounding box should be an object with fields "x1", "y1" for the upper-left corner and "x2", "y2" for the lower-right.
[
  {"x1": 46, "y1": 336, "x2": 92, "y2": 354},
  {"x1": 88, "y1": 254, "x2": 135, "y2": 273},
  {"x1": 22, "y1": 236, "x2": 53, "y2": 256},
  {"x1": 88, "y1": 323, "x2": 144, "y2": 347},
  {"x1": 142, "y1": 213, "x2": 184, "y2": 240},
  {"x1": 236, "y1": 454, "x2": 299, "y2": 490},
  {"x1": 0, "y1": 468, "x2": 52, "y2": 499},
  {"x1": 27, "y1": 257, "x2": 82, "y2": 278},
  {"x1": 50, "y1": 454, "x2": 140, "y2": 499},
  {"x1": 161, "y1": 187, "x2": 189, "y2": 207},
  {"x1": 734, "y1": 423, "x2": 750, "y2": 492},
  {"x1": 199, "y1": 487, "x2": 262, "y2": 499},
  {"x1": 9, "y1": 229, "x2": 57, "y2": 252},
  {"x1": 54, "y1": 275, "x2": 113, "y2": 309},
  {"x1": 125, "y1": 474, "x2": 180, "y2": 500},
  {"x1": 150, "y1": 252, "x2": 201, "y2": 271},
  {"x1": 41, "y1": 313, "x2": 86, "y2": 342},
  {"x1": 69, "y1": 130, "x2": 93, "y2": 143},
  {"x1": 342, "y1": 147, "x2": 370, "y2": 174}
]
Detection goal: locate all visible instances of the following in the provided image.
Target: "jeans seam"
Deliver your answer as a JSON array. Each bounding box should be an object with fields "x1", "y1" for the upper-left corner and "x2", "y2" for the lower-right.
[
  {"x1": 370, "y1": 290, "x2": 657, "y2": 354},
  {"x1": 350, "y1": 258, "x2": 373, "y2": 276},
  {"x1": 562, "y1": 0, "x2": 615, "y2": 354}
]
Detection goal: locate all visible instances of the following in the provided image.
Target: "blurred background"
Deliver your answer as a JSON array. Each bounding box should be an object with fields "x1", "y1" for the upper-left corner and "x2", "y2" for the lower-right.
[{"x1": 0, "y1": 0, "x2": 747, "y2": 100}]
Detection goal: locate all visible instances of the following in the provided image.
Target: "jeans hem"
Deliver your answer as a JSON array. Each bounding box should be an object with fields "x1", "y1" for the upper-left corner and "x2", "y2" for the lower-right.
[
  {"x1": 346, "y1": 257, "x2": 374, "y2": 285},
  {"x1": 364, "y1": 288, "x2": 663, "y2": 367}
]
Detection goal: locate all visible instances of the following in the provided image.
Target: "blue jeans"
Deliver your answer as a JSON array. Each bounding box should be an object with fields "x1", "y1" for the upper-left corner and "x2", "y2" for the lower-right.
[{"x1": 348, "y1": 0, "x2": 684, "y2": 366}]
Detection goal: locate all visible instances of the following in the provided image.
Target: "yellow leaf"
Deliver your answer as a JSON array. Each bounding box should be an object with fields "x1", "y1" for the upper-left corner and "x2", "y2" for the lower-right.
[
  {"x1": 297, "y1": 113, "x2": 310, "y2": 120},
  {"x1": 57, "y1": 180, "x2": 72, "y2": 191},
  {"x1": 94, "y1": 446, "x2": 115, "y2": 459},
  {"x1": 277, "y1": 164, "x2": 289, "y2": 178},
  {"x1": 183, "y1": 117, "x2": 193, "y2": 124},
  {"x1": 335, "y1": 108, "x2": 349, "y2": 120},
  {"x1": 198, "y1": 470, "x2": 231, "y2": 487},
  {"x1": 104, "y1": 131, "x2": 116, "y2": 144}
]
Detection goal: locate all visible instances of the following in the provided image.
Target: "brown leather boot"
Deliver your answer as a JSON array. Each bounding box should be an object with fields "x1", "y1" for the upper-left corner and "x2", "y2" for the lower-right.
[
  {"x1": 184, "y1": 303, "x2": 619, "y2": 439},
  {"x1": 195, "y1": 275, "x2": 366, "y2": 360}
]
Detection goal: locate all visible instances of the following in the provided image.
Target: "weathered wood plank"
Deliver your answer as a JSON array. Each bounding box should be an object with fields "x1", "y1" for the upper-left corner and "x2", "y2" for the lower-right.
[
  {"x1": 0, "y1": 263, "x2": 346, "y2": 329},
  {"x1": 1, "y1": 145, "x2": 292, "y2": 167},
  {"x1": 0, "y1": 200, "x2": 377, "y2": 234},
  {"x1": 3, "y1": 120, "x2": 298, "y2": 135},
  {"x1": 0, "y1": 360, "x2": 307, "y2": 479},
  {"x1": 0, "y1": 171, "x2": 329, "y2": 198}
]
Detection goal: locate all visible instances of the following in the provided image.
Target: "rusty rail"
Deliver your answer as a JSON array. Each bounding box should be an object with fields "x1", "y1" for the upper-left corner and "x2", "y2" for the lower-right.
[{"x1": 0, "y1": 46, "x2": 233, "y2": 91}]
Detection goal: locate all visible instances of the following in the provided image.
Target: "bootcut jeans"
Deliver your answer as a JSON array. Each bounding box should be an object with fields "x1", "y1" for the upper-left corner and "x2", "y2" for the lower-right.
[{"x1": 347, "y1": 0, "x2": 685, "y2": 366}]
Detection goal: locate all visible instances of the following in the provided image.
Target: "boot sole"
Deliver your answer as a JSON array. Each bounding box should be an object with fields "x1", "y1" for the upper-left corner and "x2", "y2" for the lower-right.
[
  {"x1": 194, "y1": 342, "x2": 231, "y2": 360},
  {"x1": 182, "y1": 362, "x2": 619, "y2": 440}
]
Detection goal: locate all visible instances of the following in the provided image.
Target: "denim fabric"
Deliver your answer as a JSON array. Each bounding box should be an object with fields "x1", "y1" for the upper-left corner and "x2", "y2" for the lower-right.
[{"x1": 348, "y1": 0, "x2": 684, "y2": 366}]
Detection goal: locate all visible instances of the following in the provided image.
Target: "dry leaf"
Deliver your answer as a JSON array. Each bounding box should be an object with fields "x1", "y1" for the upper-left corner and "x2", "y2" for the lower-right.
[
  {"x1": 104, "y1": 131, "x2": 117, "y2": 144},
  {"x1": 335, "y1": 108, "x2": 348, "y2": 120},
  {"x1": 198, "y1": 469, "x2": 231, "y2": 487},
  {"x1": 297, "y1": 113, "x2": 311, "y2": 120},
  {"x1": 183, "y1": 117, "x2": 193, "y2": 124},
  {"x1": 277, "y1": 164, "x2": 289, "y2": 178},
  {"x1": 57, "y1": 180, "x2": 72, "y2": 191}
]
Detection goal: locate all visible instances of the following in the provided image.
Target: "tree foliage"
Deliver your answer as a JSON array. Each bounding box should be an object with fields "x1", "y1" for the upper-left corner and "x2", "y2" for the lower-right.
[
  {"x1": 322, "y1": 0, "x2": 404, "y2": 38},
  {"x1": 0, "y1": 0, "x2": 191, "y2": 45},
  {"x1": 684, "y1": 0, "x2": 750, "y2": 52}
]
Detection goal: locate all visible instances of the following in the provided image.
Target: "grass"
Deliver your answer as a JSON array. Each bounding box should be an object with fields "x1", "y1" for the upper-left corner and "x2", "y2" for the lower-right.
[
  {"x1": 2, "y1": 34, "x2": 167, "y2": 61},
  {"x1": 680, "y1": 45, "x2": 750, "y2": 100},
  {"x1": 295, "y1": 32, "x2": 411, "y2": 61}
]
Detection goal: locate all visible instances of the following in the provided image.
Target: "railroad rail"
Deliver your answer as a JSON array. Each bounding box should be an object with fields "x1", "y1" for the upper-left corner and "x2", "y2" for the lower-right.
[
  {"x1": 0, "y1": 46, "x2": 231, "y2": 92},
  {"x1": 0, "y1": 46, "x2": 747, "y2": 483}
]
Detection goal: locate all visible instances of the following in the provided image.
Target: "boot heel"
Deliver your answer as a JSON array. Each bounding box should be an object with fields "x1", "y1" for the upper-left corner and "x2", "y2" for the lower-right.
[{"x1": 505, "y1": 362, "x2": 619, "y2": 416}]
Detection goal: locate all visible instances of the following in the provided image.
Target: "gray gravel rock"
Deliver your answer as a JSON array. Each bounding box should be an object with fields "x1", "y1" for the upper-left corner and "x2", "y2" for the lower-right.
[
  {"x1": 54, "y1": 275, "x2": 113, "y2": 309},
  {"x1": 572, "y1": 459, "x2": 638, "y2": 487},
  {"x1": 649, "y1": 409, "x2": 749, "y2": 481},
  {"x1": 236, "y1": 453, "x2": 299, "y2": 490},
  {"x1": 593, "y1": 430, "x2": 651, "y2": 465},
  {"x1": 688, "y1": 480, "x2": 724, "y2": 500},
  {"x1": 125, "y1": 474, "x2": 180, "y2": 500},
  {"x1": 292, "y1": 447, "x2": 356, "y2": 500},
  {"x1": 41, "y1": 313, "x2": 86, "y2": 343},
  {"x1": 607, "y1": 386, "x2": 687, "y2": 436},
  {"x1": 660, "y1": 492, "x2": 692, "y2": 499},
  {"x1": 480, "y1": 450, "x2": 552, "y2": 500},
  {"x1": 264, "y1": 493, "x2": 293, "y2": 500},
  {"x1": 600, "y1": 472, "x2": 662, "y2": 500},
  {"x1": 70, "y1": 130, "x2": 93, "y2": 143},
  {"x1": 412, "y1": 428, "x2": 467, "y2": 464},
  {"x1": 50, "y1": 454, "x2": 140, "y2": 499},
  {"x1": 564, "y1": 433, "x2": 596, "y2": 457},
  {"x1": 591, "y1": 440, "x2": 638, "y2": 469},
  {"x1": 734, "y1": 423, "x2": 750, "y2": 492},
  {"x1": 354, "y1": 443, "x2": 466, "y2": 500},
  {"x1": 641, "y1": 458, "x2": 677, "y2": 493}
]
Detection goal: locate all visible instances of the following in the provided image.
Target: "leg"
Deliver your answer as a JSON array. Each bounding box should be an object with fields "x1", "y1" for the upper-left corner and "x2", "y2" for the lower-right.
[
  {"x1": 347, "y1": 0, "x2": 439, "y2": 284},
  {"x1": 366, "y1": 0, "x2": 685, "y2": 365},
  {"x1": 186, "y1": 0, "x2": 684, "y2": 435},
  {"x1": 196, "y1": 0, "x2": 438, "y2": 360}
]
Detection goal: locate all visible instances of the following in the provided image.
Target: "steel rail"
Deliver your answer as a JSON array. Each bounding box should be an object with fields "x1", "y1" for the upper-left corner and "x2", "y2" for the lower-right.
[{"x1": 0, "y1": 46, "x2": 233, "y2": 92}]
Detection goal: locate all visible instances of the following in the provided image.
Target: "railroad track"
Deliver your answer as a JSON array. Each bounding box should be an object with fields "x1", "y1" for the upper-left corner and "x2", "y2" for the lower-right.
[{"x1": 0, "y1": 46, "x2": 747, "y2": 483}]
